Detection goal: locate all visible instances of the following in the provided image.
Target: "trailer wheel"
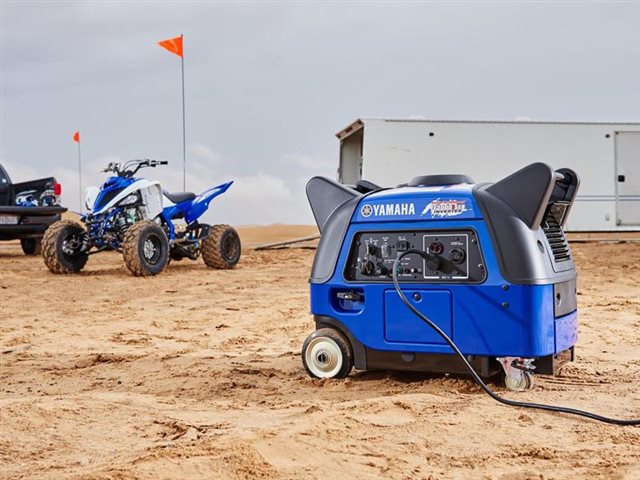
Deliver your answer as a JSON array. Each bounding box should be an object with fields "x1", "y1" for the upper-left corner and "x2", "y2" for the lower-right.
[
  {"x1": 122, "y1": 221, "x2": 169, "y2": 276},
  {"x1": 21, "y1": 238, "x2": 42, "y2": 256},
  {"x1": 42, "y1": 220, "x2": 89, "y2": 274},
  {"x1": 302, "y1": 328, "x2": 353, "y2": 379},
  {"x1": 201, "y1": 224, "x2": 241, "y2": 269}
]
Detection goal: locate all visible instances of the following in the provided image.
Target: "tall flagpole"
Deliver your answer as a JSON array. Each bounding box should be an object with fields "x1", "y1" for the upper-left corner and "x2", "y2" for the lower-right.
[
  {"x1": 180, "y1": 33, "x2": 186, "y2": 192},
  {"x1": 158, "y1": 34, "x2": 186, "y2": 191},
  {"x1": 77, "y1": 136, "x2": 82, "y2": 213}
]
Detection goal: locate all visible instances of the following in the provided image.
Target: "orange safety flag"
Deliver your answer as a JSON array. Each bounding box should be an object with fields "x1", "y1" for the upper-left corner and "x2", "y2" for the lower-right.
[
  {"x1": 73, "y1": 131, "x2": 80, "y2": 143},
  {"x1": 158, "y1": 35, "x2": 183, "y2": 58}
]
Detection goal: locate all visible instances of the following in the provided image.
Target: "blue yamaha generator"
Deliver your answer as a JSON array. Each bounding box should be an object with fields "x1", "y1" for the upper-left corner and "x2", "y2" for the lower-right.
[{"x1": 302, "y1": 163, "x2": 580, "y2": 391}]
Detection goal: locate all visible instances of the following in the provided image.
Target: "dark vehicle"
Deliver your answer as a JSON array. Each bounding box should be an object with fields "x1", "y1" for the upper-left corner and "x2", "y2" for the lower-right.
[{"x1": 0, "y1": 163, "x2": 67, "y2": 255}]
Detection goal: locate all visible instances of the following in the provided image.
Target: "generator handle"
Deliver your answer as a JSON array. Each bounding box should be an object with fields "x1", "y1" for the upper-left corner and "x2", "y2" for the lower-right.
[
  {"x1": 484, "y1": 163, "x2": 580, "y2": 230},
  {"x1": 550, "y1": 168, "x2": 580, "y2": 227}
]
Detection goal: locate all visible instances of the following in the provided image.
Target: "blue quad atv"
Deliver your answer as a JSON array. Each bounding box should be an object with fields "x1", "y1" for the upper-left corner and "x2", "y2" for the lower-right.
[{"x1": 42, "y1": 159, "x2": 241, "y2": 276}]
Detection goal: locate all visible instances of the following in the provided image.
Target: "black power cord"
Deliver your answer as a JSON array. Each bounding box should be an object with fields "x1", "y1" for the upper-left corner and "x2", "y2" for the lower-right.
[{"x1": 392, "y1": 249, "x2": 640, "y2": 426}]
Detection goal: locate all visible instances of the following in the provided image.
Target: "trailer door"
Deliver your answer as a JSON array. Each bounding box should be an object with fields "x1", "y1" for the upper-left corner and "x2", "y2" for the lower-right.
[
  {"x1": 615, "y1": 132, "x2": 640, "y2": 226},
  {"x1": 339, "y1": 127, "x2": 363, "y2": 184}
]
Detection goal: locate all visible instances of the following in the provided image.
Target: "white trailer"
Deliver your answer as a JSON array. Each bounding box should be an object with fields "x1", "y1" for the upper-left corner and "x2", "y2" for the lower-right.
[{"x1": 337, "y1": 118, "x2": 640, "y2": 231}]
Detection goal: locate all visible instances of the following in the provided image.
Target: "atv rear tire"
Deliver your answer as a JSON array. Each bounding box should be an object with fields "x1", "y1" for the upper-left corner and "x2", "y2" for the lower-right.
[
  {"x1": 42, "y1": 220, "x2": 89, "y2": 274},
  {"x1": 122, "y1": 221, "x2": 169, "y2": 276},
  {"x1": 202, "y1": 224, "x2": 241, "y2": 269},
  {"x1": 21, "y1": 238, "x2": 42, "y2": 256}
]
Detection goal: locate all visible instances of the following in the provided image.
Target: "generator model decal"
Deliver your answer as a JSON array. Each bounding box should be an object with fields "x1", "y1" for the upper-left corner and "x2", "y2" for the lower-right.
[
  {"x1": 356, "y1": 198, "x2": 476, "y2": 222},
  {"x1": 360, "y1": 203, "x2": 416, "y2": 218},
  {"x1": 421, "y1": 199, "x2": 471, "y2": 218}
]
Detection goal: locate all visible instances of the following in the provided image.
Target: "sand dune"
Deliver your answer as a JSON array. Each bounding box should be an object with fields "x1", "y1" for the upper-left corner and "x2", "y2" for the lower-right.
[{"x1": 0, "y1": 230, "x2": 638, "y2": 479}]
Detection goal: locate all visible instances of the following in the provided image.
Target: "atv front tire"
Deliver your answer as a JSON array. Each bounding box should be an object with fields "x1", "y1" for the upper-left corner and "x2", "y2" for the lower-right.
[
  {"x1": 21, "y1": 238, "x2": 42, "y2": 256},
  {"x1": 42, "y1": 220, "x2": 89, "y2": 274},
  {"x1": 201, "y1": 224, "x2": 241, "y2": 269},
  {"x1": 122, "y1": 221, "x2": 169, "y2": 276}
]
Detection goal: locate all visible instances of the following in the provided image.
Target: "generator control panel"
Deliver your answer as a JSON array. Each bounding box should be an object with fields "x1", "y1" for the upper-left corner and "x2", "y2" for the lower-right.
[{"x1": 344, "y1": 229, "x2": 486, "y2": 283}]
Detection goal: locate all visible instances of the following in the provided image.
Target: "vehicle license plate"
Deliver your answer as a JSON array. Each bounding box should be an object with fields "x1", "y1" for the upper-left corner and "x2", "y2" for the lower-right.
[{"x1": 0, "y1": 215, "x2": 18, "y2": 225}]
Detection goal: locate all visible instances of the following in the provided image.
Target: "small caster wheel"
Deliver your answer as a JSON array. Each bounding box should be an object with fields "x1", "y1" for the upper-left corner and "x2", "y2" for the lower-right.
[
  {"x1": 302, "y1": 328, "x2": 353, "y2": 379},
  {"x1": 498, "y1": 356, "x2": 535, "y2": 392},
  {"x1": 504, "y1": 371, "x2": 534, "y2": 392}
]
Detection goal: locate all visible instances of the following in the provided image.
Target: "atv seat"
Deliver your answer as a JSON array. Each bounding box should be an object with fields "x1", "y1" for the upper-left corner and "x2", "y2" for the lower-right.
[{"x1": 164, "y1": 191, "x2": 196, "y2": 204}]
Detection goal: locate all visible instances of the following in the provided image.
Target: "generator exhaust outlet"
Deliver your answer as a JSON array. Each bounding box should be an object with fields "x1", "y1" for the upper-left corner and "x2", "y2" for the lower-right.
[{"x1": 302, "y1": 162, "x2": 639, "y2": 425}]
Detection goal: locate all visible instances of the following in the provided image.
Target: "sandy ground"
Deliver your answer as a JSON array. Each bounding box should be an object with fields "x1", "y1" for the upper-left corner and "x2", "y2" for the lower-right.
[{"x1": 0, "y1": 228, "x2": 638, "y2": 480}]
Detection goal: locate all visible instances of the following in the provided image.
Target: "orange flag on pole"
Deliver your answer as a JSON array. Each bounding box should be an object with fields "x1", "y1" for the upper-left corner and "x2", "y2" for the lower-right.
[
  {"x1": 158, "y1": 33, "x2": 187, "y2": 190},
  {"x1": 158, "y1": 35, "x2": 183, "y2": 58},
  {"x1": 73, "y1": 130, "x2": 80, "y2": 143}
]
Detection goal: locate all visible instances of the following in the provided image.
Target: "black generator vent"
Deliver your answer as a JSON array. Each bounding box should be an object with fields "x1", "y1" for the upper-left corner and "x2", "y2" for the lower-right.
[{"x1": 542, "y1": 208, "x2": 571, "y2": 263}]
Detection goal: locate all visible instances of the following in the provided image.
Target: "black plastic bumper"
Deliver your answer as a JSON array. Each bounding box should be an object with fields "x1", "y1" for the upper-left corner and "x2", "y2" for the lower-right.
[{"x1": 0, "y1": 206, "x2": 66, "y2": 240}]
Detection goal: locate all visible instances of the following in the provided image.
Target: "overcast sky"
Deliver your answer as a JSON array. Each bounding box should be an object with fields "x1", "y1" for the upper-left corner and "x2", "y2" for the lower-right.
[{"x1": 1, "y1": 1, "x2": 639, "y2": 224}]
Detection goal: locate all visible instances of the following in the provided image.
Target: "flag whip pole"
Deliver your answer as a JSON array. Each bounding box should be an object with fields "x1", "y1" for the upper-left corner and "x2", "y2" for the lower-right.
[
  {"x1": 77, "y1": 139, "x2": 82, "y2": 213},
  {"x1": 180, "y1": 33, "x2": 186, "y2": 191},
  {"x1": 158, "y1": 34, "x2": 186, "y2": 191}
]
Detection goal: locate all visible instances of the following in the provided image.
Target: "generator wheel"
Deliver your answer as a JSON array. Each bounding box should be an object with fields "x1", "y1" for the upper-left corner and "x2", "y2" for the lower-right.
[
  {"x1": 201, "y1": 224, "x2": 241, "y2": 269},
  {"x1": 122, "y1": 221, "x2": 169, "y2": 276},
  {"x1": 302, "y1": 328, "x2": 353, "y2": 379},
  {"x1": 42, "y1": 220, "x2": 89, "y2": 274},
  {"x1": 504, "y1": 371, "x2": 534, "y2": 392},
  {"x1": 21, "y1": 238, "x2": 42, "y2": 255}
]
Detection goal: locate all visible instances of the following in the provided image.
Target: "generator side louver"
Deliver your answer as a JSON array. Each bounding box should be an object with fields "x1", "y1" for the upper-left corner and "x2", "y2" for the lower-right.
[{"x1": 542, "y1": 206, "x2": 571, "y2": 262}]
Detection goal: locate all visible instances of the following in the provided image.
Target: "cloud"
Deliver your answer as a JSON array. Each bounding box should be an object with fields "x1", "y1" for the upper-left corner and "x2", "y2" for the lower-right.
[
  {"x1": 1, "y1": 147, "x2": 316, "y2": 225},
  {"x1": 229, "y1": 172, "x2": 292, "y2": 202},
  {"x1": 189, "y1": 143, "x2": 219, "y2": 163},
  {"x1": 212, "y1": 172, "x2": 303, "y2": 225},
  {"x1": 0, "y1": 160, "x2": 40, "y2": 182}
]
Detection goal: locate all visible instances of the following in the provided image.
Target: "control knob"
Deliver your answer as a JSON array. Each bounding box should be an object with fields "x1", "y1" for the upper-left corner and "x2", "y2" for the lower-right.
[{"x1": 361, "y1": 260, "x2": 376, "y2": 276}]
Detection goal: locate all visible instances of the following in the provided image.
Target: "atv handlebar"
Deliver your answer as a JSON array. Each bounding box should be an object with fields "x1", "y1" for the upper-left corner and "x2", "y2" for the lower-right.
[{"x1": 102, "y1": 159, "x2": 169, "y2": 177}]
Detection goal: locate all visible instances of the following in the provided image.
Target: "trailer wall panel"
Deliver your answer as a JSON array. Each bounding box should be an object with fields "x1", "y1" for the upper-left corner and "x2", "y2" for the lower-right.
[{"x1": 339, "y1": 119, "x2": 639, "y2": 231}]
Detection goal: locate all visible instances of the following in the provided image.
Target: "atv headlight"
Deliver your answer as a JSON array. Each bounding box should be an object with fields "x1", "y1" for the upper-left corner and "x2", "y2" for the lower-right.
[
  {"x1": 85, "y1": 186, "x2": 99, "y2": 211},
  {"x1": 119, "y1": 193, "x2": 139, "y2": 206}
]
